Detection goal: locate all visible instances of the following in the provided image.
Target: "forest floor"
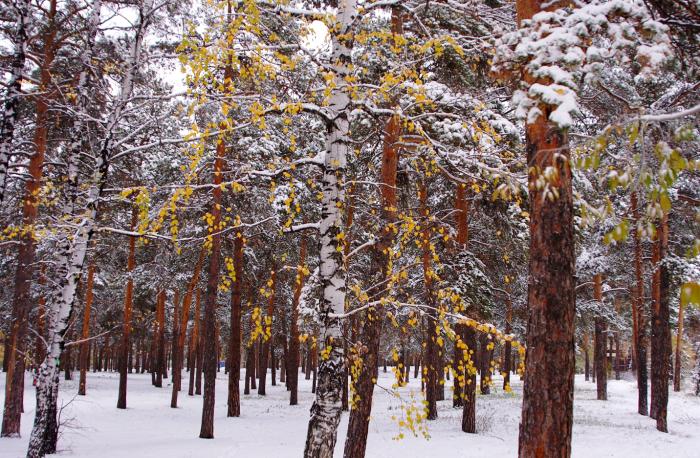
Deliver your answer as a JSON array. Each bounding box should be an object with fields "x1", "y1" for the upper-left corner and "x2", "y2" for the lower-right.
[{"x1": 1, "y1": 369, "x2": 699, "y2": 457}]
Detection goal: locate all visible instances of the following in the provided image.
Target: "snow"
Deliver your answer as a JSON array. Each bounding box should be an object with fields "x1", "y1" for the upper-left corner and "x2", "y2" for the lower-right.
[{"x1": 2, "y1": 370, "x2": 700, "y2": 457}]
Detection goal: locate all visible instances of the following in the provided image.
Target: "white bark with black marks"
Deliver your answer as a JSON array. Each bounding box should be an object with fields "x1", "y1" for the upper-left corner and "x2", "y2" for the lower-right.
[{"x1": 303, "y1": 0, "x2": 356, "y2": 456}]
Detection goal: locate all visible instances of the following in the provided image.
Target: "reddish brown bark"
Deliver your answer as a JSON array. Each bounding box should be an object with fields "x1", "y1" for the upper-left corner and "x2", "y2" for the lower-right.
[
  {"x1": 582, "y1": 333, "x2": 591, "y2": 382},
  {"x1": 420, "y1": 182, "x2": 440, "y2": 421},
  {"x1": 2, "y1": 0, "x2": 58, "y2": 437},
  {"x1": 78, "y1": 263, "x2": 95, "y2": 396},
  {"x1": 35, "y1": 268, "x2": 47, "y2": 371},
  {"x1": 503, "y1": 292, "x2": 513, "y2": 391},
  {"x1": 342, "y1": 187, "x2": 355, "y2": 412},
  {"x1": 288, "y1": 234, "x2": 307, "y2": 405},
  {"x1": 170, "y1": 290, "x2": 181, "y2": 408},
  {"x1": 227, "y1": 234, "x2": 243, "y2": 416},
  {"x1": 189, "y1": 289, "x2": 202, "y2": 396},
  {"x1": 258, "y1": 267, "x2": 276, "y2": 396},
  {"x1": 460, "y1": 325, "x2": 478, "y2": 433},
  {"x1": 199, "y1": 123, "x2": 228, "y2": 438},
  {"x1": 117, "y1": 208, "x2": 138, "y2": 409},
  {"x1": 593, "y1": 274, "x2": 607, "y2": 400},
  {"x1": 155, "y1": 290, "x2": 166, "y2": 388},
  {"x1": 674, "y1": 298, "x2": 685, "y2": 392},
  {"x1": 516, "y1": 3, "x2": 575, "y2": 456},
  {"x1": 631, "y1": 192, "x2": 648, "y2": 415},
  {"x1": 343, "y1": 96, "x2": 401, "y2": 458},
  {"x1": 650, "y1": 215, "x2": 670, "y2": 432}
]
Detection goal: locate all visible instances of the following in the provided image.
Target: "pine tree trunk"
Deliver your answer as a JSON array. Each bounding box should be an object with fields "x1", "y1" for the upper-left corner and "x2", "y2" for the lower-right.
[
  {"x1": 189, "y1": 289, "x2": 202, "y2": 396},
  {"x1": 199, "y1": 121, "x2": 229, "y2": 438},
  {"x1": 516, "y1": 3, "x2": 575, "y2": 456},
  {"x1": 650, "y1": 215, "x2": 670, "y2": 432},
  {"x1": 78, "y1": 263, "x2": 95, "y2": 396},
  {"x1": 227, "y1": 235, "x2": 243, "y2": 416},
  {"x1": 155, "y1": 290, "x2": 166, "y2": 388},
  {"x1": 461, "y1": 326, "x2": 477, "y2": 433},
  {"x1": 480, "y1": 333, "x2": 493, "y2": 395},
  {"x1": 118, "y1": 209, "x2": 138, "y2": 409},
  {"x1": 171, "y1": 290, "x2": 181, "y2": 408},
  {"x1": 631, "y1": 192, "x2": 648, "y2": 415},
  {"x1": 583, "y1": 333, "x2": 591, "y2": 382},
  {"x1": 2, "y1": 0, "x2": 58, "y2": 437},
  {"x1": 502, "y1": 288, "x2": 513, "y2": 391},
  {"x1": 594, "y1": 274, "x2": 607, "y2": 400},
  {"x1": 343, "y1": 73, "x2": 400, "y2": 457},
  {"x1": 419, "y1": 182, "x2": 440, "y2": 421},
  {"x1": 289, "y1": 235, "x2": 307, "y2": 405},
  {"x1": 258, "y1": 267, "x2": 276, "y2": 396},
  {"x1": 453, "y1": 324, "x2": 465, "y2": 408},
  {"x1": 674, "y1": 298, "x2": 685, "y2": 392}
]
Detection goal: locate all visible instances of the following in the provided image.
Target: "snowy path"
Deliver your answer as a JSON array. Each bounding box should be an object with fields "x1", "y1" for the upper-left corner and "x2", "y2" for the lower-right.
[{"x1": 1, "y1": 371, "x2": 699, "y2": 457}]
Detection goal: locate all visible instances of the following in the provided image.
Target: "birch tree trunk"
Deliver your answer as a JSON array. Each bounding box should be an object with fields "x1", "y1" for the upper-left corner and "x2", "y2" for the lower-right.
[
  {"x1": 303, "y1": 0, "x2": 356, "y2": 455},
  {"x1": 0, "y1": 0, "x2": 30, "y2": 203}
]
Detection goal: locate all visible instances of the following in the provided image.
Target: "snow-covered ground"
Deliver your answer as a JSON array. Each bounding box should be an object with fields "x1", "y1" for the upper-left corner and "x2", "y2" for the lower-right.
[{"x1": 1, "y1": 370, "x2": 699, "y2": 457}]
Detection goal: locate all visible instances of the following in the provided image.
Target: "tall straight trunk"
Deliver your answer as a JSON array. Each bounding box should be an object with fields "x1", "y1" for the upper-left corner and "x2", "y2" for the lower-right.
[
  {"x1": 650, "y1": 224, "x2": 661, "y2": 419},
  {"x1": 189, "y1": 289, "x2": 202, "y2": 396},
  {"x1": 453, "y1": 182, "x2": 476, "y2": 419},
  {"x1": 303, "y1": 0, "x2": 356, "y2": 455},
  {"x1": 453, "y1": 326, "x2": 465, "y2": 408},
  {"x1": 2, "y1": 0, "x2": 58, "y2": 438},
  {"x1": 227, "y1": 234, "x2": 243, "y2": 416},
  {"x1": 479, "y1": 333, "x2": 493, "y2": 395},
  {"x1": 289, "y1": 235, "x2": 307, "y2": 405},
  {"x1": 674, "y1": 297, "x2": 685, "y2": 392},
  {"x1": 312, "y1": 340, "x2": 318, "y2": 392},
  {"x1": 244, "y1": 342, "x2": 253, "y2": 395},
  {"x1": 632, "y1": 192, "x2": 648, "y2": 414},
  {"x1": 199, "y1": 0, "x2": 237, "y2": 432},
  {"x1": 27, "y1": 0, "x2": 150, "y2": 450},
  {"x1": 155, "y1": 290, "x2": 166, "y2": 388},
  {"x1": 177, "y1": 249, "x2": 205, "y2": 390},
  {"x1": 199, "y1": 127, "x2": 228, "y2": 439},
  {"x1": 419, "y1": 182, "x2": 439, "y2": 421},
  {"x1": 343, "y1": 49, "x2": 401, "y2": 455},
  {"x1": 170, "y1": 290, "x2": 181, "y2": 408},
  {"x1": 651, "y1": 215, "x2": 670, "y2": 432},
  {"x1": 594, "y1": 273, "x2": 607, "y2": 400},
  {"x1": 271, "y1": 344, "x2": 277, "y2": 386},
  {"x1": 118, "y1": 208, "x2": 138, "y2": 409},
  {"x1": 27, "y1": 0, "x2": 147, "y2": 453},
  {"x1": 0, "y1": 0, "x2": 30, "y2": 203},
  {"x1": 583, "y1": 333, "x2": 591, "y2": 382},
  {"x1": 503, "y1": 293, "x2": 513, "y2": 391},
  {"x1": 251, "y1": 340, "x2": 258, "y2": 389},
  {"x1": 341, "y1": 187, "x2": 355, "y2": 412},
  {"x1": 258, "y1": 267, "x2": 276, "y2": 396},
  {"x1": 35, "y1": 273, "x2": 47, "y2": 371},
  {"x1": 516, "y1": 3, "x2": 575, "y2": 457},
  {"x1": 614, "y1": 331, "x2": 621, "y2": 380},
  {"x1": 461, "y1": 326, "x2": 477, "y2": 433},
  {"x1": 78, "y1": 263, "x2": 95, "y2": 395}
]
